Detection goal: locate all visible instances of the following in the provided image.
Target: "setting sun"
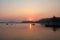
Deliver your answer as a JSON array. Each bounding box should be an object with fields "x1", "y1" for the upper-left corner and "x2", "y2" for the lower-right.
[
  {"x1": 29, "y1": 18, "x2": 33, "y2": 21},
  {"x1": 26, "y1": 17, "x2": 33, "y2": 21}
]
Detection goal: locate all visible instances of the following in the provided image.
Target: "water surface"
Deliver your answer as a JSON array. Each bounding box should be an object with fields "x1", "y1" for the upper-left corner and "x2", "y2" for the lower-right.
[{"x1": 0, "y1": 23, "x2": 60, "y2": 40}]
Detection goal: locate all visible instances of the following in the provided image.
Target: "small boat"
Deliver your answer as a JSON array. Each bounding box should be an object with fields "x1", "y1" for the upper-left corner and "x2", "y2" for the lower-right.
[
  {"x1": 32, "y1": 24, "x2": 35, "y2": 25},
  {"x1": 11, "y1": 24, "x2": 13, "y2": 25},
  {"x1": 6, "y1": 23, "x2": 8, "y2": 25}
]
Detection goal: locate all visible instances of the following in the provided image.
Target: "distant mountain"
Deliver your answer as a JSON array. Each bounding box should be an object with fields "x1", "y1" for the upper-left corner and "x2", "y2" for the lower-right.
[
  {"x1": 21, "y1": 16, "x2": 60, "y2": 23},
  {"x1": 0, "y1": 21, "x2": 21, "y2": 23},
  {"x1": 36, "y1": 16, "x2": 60, "y2": 24},
  {"x1": 21, "y1": 21, "x2": 35, "y2": 23}
]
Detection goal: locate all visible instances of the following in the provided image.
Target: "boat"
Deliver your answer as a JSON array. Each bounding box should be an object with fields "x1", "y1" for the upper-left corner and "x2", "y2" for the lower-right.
[
  {"x1": 32, "y1": 24, "x2": 35, "y2": 25},
  {"x1": 6, "y1": 23, "x2": 8, "y2": 25}
]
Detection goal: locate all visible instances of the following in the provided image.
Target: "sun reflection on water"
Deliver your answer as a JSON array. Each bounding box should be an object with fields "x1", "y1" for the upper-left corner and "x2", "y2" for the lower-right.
[{"x1": 29, "y1": 24, "x2": 32, "y2": 30}]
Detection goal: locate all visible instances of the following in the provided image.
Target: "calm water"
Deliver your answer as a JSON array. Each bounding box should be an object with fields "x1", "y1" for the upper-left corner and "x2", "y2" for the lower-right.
[{"x1": 0, "y1": 23, "x2": 60, "y2": 40}]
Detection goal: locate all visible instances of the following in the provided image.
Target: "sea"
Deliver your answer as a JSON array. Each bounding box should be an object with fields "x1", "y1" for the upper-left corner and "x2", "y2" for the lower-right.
[{"x1": 0, "y1": 23, "x2": 60, "y2": 40}]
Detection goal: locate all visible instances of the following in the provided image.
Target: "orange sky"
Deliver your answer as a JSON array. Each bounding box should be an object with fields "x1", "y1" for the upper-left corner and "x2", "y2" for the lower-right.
[{"x1": 0, "y1": 0, "x2": 60, "y2": 21}]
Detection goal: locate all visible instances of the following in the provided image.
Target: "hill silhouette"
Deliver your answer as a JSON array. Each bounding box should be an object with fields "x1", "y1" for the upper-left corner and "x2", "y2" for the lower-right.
[{"x1": 37, "y1": 16, "x2": 60, "y2": 24}]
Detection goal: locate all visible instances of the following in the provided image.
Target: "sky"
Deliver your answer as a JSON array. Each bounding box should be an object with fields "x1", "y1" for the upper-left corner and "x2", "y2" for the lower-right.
[{"x1": 0, "y1": 0, "x2": 60, "y2": 22}]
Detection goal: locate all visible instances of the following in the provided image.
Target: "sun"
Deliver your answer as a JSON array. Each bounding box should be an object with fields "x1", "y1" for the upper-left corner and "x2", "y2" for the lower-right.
[
  {"x1": 26, "y1": 16, "x2": 34, "y2": 21},
  {"x1": 29, "y1": 18, "x2": 32, "y2": 21},
  {"x1": 28, "y1": 17, "x2": 33, "y2": 21}
]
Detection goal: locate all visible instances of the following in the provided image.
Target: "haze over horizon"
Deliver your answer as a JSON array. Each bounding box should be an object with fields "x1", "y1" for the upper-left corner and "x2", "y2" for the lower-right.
[{"x1": 0, "y1": 0, "x2": 60, "y2": 22}]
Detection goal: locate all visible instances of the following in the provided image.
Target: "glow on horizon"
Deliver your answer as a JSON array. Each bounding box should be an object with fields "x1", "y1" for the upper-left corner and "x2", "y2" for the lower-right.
[
  {"x1": 26, "y1": 16, "x2": 33, "y2": 21},
  {"x1": 29, "y1": 18, "x2": 33, "y2": 21}
]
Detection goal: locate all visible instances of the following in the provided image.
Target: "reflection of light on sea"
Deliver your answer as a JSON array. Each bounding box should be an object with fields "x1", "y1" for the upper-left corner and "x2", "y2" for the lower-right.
[{"x1": 29, "y1": 24, "x2": 32, "y2": 30}]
